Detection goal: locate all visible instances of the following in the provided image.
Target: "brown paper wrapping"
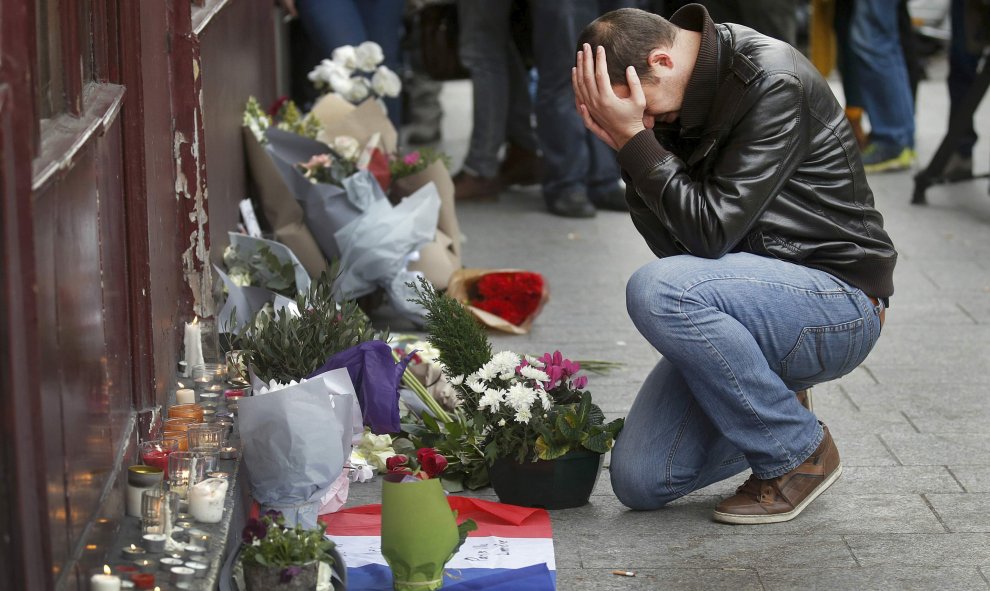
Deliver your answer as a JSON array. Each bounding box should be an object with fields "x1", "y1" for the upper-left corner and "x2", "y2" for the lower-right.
[
  {"x1": 311, "y1": 94, "x2": 398, "y2": 154},
  {"x1": 391, "y1": 160, "x2": 461, "y2": 258},
  {"x1": 446, "y1": 269, "x2": 550, "y2": 335},
  {"x1": 408, "y1": 230, "x2": 459, "y2": 291},
  {"x1": 242, "y1": 127, "x2": 328, "y2": 278}
]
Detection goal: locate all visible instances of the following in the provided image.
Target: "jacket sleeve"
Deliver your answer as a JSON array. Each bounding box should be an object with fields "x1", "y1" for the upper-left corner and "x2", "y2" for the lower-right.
[{"x1": 617, "y1": 73, "x2": 810, "y2": 258}]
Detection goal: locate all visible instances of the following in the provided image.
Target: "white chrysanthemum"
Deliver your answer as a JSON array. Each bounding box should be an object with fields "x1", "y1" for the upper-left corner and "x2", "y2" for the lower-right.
[
  {"x1": 355, "y1": 41, "x2": 385, "y2": 72},
  {"x1": 331, "y1": 45, "x2": 358, "y2": 70},
  {"x1": 477, "y1": 361, "x2": 498, "y2": 382},
  {"x1": 491, "y1": 351, "x2": 521, "y2": 376},
  {"x1": 331, "y1": 136, "x2": 361, "y2": 161},
  {"x1": 342, "y1": 77, "x2": 370, "y2": 103},
  {"x1": 524, "y1": 355, "x2": 544, "y2": 368},
  {"x1": 370, "y1": 65, "x2": 402, "y2": 96},
  {"x1": 514, "y1": 407, "x2": 533, "y2": 424},
  {"x1": 468, "y1": 379, "x2": 487, "y2": 394},
  {"x1": 478, "y1": 388, "x2": 505, "y2": 412},
  {"x1": 448, "y1": 374, "x2": 464, "y2": 386},
  {"x1": 505, "y1": 382, "x2": 537, "y2": 413},
  {"x1": 519, "y1": 365, "x2": 550, "y2": 383},
  {"x1": 538, "y1": 391, "x2": 553, "y2": 411}
]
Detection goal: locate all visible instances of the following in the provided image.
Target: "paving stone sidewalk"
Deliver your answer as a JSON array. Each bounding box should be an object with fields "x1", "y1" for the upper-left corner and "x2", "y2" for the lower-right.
[{"x1": 351, "y1": 59, "x2": 990, "y2": 590}]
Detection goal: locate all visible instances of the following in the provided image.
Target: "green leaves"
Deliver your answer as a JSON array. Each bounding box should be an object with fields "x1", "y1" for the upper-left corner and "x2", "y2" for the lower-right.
[
  {"x1": 231, "y1": 270, "x2": 381, "y2": 384},
  {"x1": 407, "y1": 276, "x2": 492, "y2": 396}
]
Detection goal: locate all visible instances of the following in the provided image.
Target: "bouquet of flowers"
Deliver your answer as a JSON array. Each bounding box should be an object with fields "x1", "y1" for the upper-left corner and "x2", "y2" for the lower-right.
[
  {"x1": 388, "y1": 148, "x2": 450, "y2": 181},
  {"x1": 308, "y1": 41, "x2": 402, "y2": 105},
  {"x1": 241, "y1": 510, "x2": 336, "y2": 589},
  {"x1": 446, "y1": 269, "x2": 549, "y2": 334}
]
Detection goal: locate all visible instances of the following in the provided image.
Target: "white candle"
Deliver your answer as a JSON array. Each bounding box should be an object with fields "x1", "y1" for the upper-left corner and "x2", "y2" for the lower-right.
[
  {"x1": 90, "y1": 565, "x2": 121, "y2": 591},
  {"x1": 175, "y1": 388, "x2": 196, "y2": 405},
  {"x1": 188, "y1": 478, "x2": 228, "y2": 523},
  {"x1": 183, "y1": 319, "x2": 204, "y2": 377}
]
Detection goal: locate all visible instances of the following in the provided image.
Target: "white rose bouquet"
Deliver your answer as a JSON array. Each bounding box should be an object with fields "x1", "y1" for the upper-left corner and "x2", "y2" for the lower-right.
[{"x1": 308, "y1": 41, "x2": 402, "y2": 105}]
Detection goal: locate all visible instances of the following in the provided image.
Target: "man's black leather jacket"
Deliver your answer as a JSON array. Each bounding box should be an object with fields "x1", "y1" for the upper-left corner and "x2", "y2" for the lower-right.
[{"x1": 616, "y1": 8, "x2": 897, "y2": 299}]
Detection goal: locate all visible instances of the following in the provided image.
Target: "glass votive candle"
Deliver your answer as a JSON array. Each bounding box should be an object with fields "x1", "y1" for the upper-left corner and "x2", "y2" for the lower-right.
[
  {"x1": 168, "y1": 404, "x2": 204, "y2": 421},
  {"x1": 191, "y1": 449, "x2": 220, "y2": 474},
  {"x1": 139, "y1": 438, "x2": 179, "y2": 471},
  {"x1": 199, "y1": 390, "x2": 221, "y2": 409},
  {"x1": 127, "y1": 465, "x2": 163, "y2": 518},
  {"x1": 187, "y1": 424, "x2": 225, "y2": 452},
  {"x1": 167, "y1": 451, "x2": 207, "y2": 499}
]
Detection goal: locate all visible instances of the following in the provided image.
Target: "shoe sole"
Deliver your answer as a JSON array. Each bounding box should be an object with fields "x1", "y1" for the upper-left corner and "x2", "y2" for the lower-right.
[{"x1": 712, "y1": 463, "x2": 843, "y2": 525}]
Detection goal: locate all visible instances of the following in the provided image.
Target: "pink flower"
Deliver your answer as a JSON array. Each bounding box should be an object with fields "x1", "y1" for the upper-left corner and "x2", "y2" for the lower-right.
[
  {"x1": 402, "y1": 151, "x2": 421, "y2": 166},
  {"x1": 303, "y1": 153, "x2": 333, "y2": 170},
  {"x1": 572, "y1": 375, "x2": 588, "y2": 390}
]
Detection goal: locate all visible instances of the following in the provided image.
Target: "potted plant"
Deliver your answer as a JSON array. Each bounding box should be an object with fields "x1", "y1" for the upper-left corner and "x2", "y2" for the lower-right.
[
  {"x1": 408, "y1": 278, "x2": 623, "y2": 508},
  {"x1": 241, "y1": 510, "x2": 346, "y2": 590}
]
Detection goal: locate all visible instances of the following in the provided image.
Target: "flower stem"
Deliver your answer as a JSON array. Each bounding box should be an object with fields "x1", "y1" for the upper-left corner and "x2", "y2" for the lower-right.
[{"x1": 393, "y1": 350, "x2": 453, "y2": 424}]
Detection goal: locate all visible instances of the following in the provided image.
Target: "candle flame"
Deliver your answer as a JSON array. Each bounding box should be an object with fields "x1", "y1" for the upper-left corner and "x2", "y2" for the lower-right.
[
  {"x1": 103, "y1": 565, "x2": 111, "y2": 575},
  {"x1": 192, "y1": 317, "x2": 199, "y2": 326},
  {"x1": 130, "y1": 544, "x2": 138, "y2": 550}
]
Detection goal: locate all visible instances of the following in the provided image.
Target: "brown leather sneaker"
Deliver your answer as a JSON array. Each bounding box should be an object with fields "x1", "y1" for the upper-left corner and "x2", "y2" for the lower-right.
[
  {"x1": 713, "y1": 424, "x2": 841, "y2": 524},
  {"x1": 796, "y1": 389, "x2": 813, "y2": 412},
  {"x1": 453, "y1": 171, "x2": 501, "y2": 201}
]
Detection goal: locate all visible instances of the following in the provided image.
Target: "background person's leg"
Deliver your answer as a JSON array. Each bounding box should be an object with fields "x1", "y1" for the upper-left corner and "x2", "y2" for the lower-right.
[
  {"x1": 610, "y1": 358, "x2": 748, "y2": 511},
  {"x1": 625, "y1": 253, "x2": 883, "y2": 480}
]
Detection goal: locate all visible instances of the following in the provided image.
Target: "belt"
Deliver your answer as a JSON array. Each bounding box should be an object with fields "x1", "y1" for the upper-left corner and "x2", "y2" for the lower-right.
[{"x1": 868, "y1": 296, "x2": 886, "y2": 327}]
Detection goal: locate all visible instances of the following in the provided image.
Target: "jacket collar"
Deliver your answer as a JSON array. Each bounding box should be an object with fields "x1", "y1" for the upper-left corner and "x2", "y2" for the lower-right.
[{"x1": 669, "y1": 3, "x2": 720, "y2": 133}]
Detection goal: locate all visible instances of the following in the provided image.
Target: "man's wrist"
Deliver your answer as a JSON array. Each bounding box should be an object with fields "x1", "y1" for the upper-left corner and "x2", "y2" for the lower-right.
[{"x1": 615, "y1": 126, "x2": 647, "y2": 150}]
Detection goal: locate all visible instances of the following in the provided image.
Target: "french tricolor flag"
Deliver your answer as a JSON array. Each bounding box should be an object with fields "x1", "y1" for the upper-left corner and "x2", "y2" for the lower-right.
[{"x1": 322, "y1": 496, "x2": 557, "y2": 590}]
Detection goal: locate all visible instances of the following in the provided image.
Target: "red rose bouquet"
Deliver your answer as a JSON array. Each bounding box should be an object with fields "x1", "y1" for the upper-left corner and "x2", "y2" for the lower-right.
[{"x1": 446, "y1": 269, "x2": 550, "y2": 334}]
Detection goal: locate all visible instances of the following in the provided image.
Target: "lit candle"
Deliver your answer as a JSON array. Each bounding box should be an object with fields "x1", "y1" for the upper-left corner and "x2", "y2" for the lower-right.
[
  {"x1": 159, "y1": 557, "x2": 184, "y2": 572},
  {"x1": 90, "y1": 565, "x2": 121, "y2": 591},
  {"x1": 184, "y1": 561, "x2": 208, "y2": 578},
  {"x1": 188, "y1": 478, "x2": 228, "y2": 523},
  {"x1": 175, "y1": 389, "x2": 196, "y2": 405},
  {"x1": 183, "y1": 319, "x2": 204, "y2": 378},
  {"x1": 121, "y1": 544, "x2": 147, "y2": 559},
  {"x1": 219, "y1": 446, "x2": 238, "y2": 460},
  {"x1": 133, "y1": 558, "x2": 157, "y2": 573},
  {"x1": 169, "y1": 565, "x2": 195, "y2": 585}
]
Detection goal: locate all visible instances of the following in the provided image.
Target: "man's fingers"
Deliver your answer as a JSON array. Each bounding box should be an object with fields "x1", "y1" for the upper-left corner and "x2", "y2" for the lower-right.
[
  {"x1": 581, "y1": 44, "x2": 598, "y2": 103},
  {"x1": 572, "y1": 67, "x2": 585, "y2": 113},
  {"x1": 625, "y1": 66, "x2": 646, "y2": 107},
  {"x1": 594, "y1": 46, "x2": 616, "y2": 98}
]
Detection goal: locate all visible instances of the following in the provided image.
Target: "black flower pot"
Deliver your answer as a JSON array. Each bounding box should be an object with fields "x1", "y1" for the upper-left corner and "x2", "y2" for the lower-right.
[{"x1": 489, "y1": 449, "x2": 604, "y2": 509}]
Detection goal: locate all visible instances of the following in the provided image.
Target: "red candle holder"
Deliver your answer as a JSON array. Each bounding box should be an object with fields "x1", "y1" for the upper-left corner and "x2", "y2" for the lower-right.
[
  {"x1": 139, "y1": 438, "x2": 179, "y2": 472},
  {"x1": 132, "y1": 572, "x2": 156, "y2": 589}
]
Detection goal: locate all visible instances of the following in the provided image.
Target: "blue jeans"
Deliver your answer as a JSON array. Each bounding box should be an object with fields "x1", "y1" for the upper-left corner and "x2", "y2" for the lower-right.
[
  {"x1": 530, "y1": 0, "x2": 632, "y2": 198},
  {"x1": 295, "y1": 0, "x2": 405, "y2": 126},
  {"x1": 843, "y1": 0, "x2": 915, "y2": 148},
  {"x1": 611, "y1": 253, "x2": 884, "y2": 510},
  {"x1": 457, "y1": 0, "x2": 538, "y2": 178}
]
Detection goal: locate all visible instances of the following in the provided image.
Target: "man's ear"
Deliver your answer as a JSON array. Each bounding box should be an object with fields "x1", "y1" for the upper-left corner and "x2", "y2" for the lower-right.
[{"x1": 647, "y1": 48, "x2": 673, "y2": 70}]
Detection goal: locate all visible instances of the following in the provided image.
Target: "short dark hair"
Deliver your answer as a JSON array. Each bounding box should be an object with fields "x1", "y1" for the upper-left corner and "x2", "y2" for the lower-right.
[{"x1": 577, "y1": 8, "x2": 679, "y2": 85}]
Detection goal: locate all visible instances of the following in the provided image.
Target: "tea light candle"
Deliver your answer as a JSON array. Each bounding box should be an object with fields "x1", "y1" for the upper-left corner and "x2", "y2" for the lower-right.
[
  {"x1": 90, "y1": 565, "x2": 121, "y2": 591},
  {"x1": 159, "y1": 557, "x2": 184, "y2": 571},
  {"x1": 174, "y1": 519, "x2": 195, "y2": 531},
  {"x1": 202, "y1": 409, "x2": 217, "y2": 422},
  {"x1": 188, "y1": 478, "x2": 228, "y2": 523},
  {"x1": 183, "y1": 543, "x2": 207, "y2": 556},
  {"x1": 170, "y1": 565, "x2": 195, "y2": 585},
  {"x1": 120, "y1": 580, "x2": 135, "y2": 590},
  {"x1": 121, "y1": 544, "x2": 147, "y2": 559},
  {"x1": 219, "y1": 446, "x2": 238, "y2": 460},
  {"x1": 134, "y1": 558, "x2": 157, "y2": 573},
  {"x1": 175, "y1": 389, "x2": 196, "y2": 405},
  {"x1": 186, "y1": 528, "x2": 211, "y2": 545},
  {"x1": 141, "y1": 533, "x2": 167, "y2": 553},
  {"x1": 207, "y1": 471, "x2": 230, "y2": 480},
  {"x1": 184, "y1": 561, "x2": 208, "y2": 578}
]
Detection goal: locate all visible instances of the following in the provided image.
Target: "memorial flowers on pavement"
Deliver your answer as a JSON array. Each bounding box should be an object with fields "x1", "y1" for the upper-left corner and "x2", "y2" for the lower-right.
[
  {"x1": 308, "y1": 41, "x2": 402, "y2": 104},
  {"x1": 241, "y1": 510, "x2": 335, "y2": 584}
]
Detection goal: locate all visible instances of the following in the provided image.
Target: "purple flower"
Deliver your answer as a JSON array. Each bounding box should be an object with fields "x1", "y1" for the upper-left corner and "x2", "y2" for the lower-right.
[
  {"x1": 242, "y1": 518, "x2": 268, "y2": 544},
  {"x1": 280, "y1": 566, "x2": 303, "y2": 583},
  {"x1": 264, "y1": 509, "x2": 283, "y2": 521},
  {"x1": 571, "y1": 375, "x2": 588, "y2": 390}
]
